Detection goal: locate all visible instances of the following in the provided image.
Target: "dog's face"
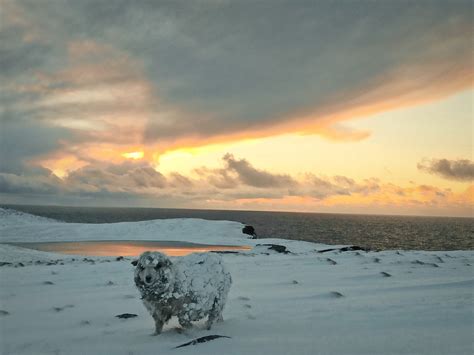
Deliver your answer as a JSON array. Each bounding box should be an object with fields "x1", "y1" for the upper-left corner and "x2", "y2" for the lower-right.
[{"x1": 134, "y1": 252, "x2": 174, "y2": 293}]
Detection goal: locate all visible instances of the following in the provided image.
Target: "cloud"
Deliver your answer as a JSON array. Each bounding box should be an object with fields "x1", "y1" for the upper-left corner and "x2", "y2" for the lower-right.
[
  {"x1": 223, "y1": 154, "x2": 296, "y2": 188},
  {"x1": 418, "y1": 158, "x2": 474, "y2": 181},
  {"x1": 2, "y1": 153, "x2": 471, "y2": 216},
  {"x1": 0, "y1": 0, "x2": 472, "y2": 173}
]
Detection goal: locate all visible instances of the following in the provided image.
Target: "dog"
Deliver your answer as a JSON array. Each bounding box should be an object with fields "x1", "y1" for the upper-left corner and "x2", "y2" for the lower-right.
[{"x1": 133, "y1": 251, "x2": 232, "y2": 334}]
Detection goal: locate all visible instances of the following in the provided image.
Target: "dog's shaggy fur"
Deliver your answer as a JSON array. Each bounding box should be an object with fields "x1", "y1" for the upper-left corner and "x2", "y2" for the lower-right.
[{"x1": 133, "y1": 251, "x2": 232, "y2": 334}]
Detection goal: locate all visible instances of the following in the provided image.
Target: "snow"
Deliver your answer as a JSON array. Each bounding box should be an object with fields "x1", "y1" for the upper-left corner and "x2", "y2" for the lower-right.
[{"x1": 0, "y1": 208, "x2": 473, "y2": 355}]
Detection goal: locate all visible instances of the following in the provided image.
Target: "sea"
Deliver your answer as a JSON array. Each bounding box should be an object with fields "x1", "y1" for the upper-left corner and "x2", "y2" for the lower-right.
[{"x1": 2, "y1": 205, "x2": 473, "y2": 251}]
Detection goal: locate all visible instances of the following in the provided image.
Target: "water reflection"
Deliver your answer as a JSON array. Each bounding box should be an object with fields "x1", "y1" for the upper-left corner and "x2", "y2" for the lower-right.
[{"x1": 9, "y1": 240, "x2": 251, "y2": 257}]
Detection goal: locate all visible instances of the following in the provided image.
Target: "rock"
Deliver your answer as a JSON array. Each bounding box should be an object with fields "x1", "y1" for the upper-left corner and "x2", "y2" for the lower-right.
[
  {"x1": 318, "y1": 246, "x2": 370, "y2": 253},
  {"x1": 175, "y1": 335, "x2": 231, "y2": 348},
  {"x1": 325, "y1": 258, "x2": 337, "y2": 265},
  {"x1": 242, "y1": 225, "x2": 257, "y2": 239},
  {"x1": 257, "y1": 244, "x2": 289, "y2": 254},
  {"x1": 115, "y1": 313, "x2": 138, "y2": 319},
  {"x1": 0, "y1": 310, "x2": 9, "y2": 316},
  {"x1": 116, "y1": 256, "x2": 124, "y2": 261},
  {"x1": 43, "y1": 281, "x2": 55, "y2": 285},
  {"x1": 380, "y1": 272, "x2": 392, "y2": 277},
  {"x1": 0, "y1": 262, "x2": 12, "y2": 267}
]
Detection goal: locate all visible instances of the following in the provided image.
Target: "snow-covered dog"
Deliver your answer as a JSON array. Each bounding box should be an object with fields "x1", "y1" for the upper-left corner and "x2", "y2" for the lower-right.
[{"x1": 133, "y1": 251, "x2": 232, "y2": 334}]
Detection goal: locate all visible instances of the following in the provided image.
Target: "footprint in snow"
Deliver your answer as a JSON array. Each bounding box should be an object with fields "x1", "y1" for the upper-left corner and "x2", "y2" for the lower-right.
[
  {"x1": 329, "y1": 291, "x2": 344, "y2": 298},
  {"x1": 53, "y1": 304, "x2": 74, "y2": 312}
]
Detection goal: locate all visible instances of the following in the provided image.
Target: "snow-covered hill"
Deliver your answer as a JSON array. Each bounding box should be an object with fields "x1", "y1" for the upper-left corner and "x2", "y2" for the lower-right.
[{"x1": 0, "y1": 208, "x2": 472, "y2": 355}]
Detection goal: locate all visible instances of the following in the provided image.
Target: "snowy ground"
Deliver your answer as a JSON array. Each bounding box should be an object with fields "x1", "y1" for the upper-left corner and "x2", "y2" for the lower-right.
[{"x1": 0, "y1": 208, "x2": 472, "y2": 355}]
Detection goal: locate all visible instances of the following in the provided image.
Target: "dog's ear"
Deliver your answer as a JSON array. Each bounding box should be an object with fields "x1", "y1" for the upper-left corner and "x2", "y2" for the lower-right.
[{"x1": 131, "y1": 260, "x2": 138, "y2": 266}]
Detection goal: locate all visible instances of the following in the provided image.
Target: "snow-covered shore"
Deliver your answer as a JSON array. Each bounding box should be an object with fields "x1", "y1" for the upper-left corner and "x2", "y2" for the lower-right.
[{"x1": 0, "y1": 208, "x2": 472, "y2": 355}]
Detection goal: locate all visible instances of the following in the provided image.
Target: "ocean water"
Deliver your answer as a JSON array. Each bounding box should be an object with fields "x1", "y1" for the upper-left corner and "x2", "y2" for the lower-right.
[{"x1": 3, "y1": 205, "x2": 473, "y2": 251}]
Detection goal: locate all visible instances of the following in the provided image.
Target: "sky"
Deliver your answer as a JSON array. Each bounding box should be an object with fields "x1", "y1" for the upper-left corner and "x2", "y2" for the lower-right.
[{"x1": 0, "y1": 0, "x2": 473, "y2": 217}]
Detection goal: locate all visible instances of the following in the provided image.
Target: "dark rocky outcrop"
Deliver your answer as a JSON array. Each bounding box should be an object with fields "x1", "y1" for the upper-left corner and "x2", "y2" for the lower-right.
[{"x1": 242, "y1": 225, "x2": 257, "y2": 239}]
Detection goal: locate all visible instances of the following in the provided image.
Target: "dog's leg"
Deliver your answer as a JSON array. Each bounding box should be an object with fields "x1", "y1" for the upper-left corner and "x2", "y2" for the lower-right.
[
  {"x1": 206, "y1": 298, "x2": 223, "y2": 330},
  {"x1": 152, "y1": 313, "x2": 164, "y2": 335}
]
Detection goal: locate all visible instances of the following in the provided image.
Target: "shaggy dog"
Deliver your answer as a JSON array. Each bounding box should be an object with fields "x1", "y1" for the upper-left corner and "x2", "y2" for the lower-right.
[{"x1": 133, "y1": 251, "x2": 232, "y2": 334}]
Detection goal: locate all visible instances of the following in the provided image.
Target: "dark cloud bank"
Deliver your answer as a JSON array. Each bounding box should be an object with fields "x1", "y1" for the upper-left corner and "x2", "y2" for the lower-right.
[
  {"x1": 1, "y1": 0, "x2": 472, "y2": 170},
  {"x1": 418, "y1": 159, "x2": 474, "y2": 182}
]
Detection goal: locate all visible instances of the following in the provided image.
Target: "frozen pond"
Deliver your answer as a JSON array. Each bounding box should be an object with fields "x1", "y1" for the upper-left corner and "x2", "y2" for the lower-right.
[{"x1": 7, "y1": 240, "x2": 251, "y2": 256}]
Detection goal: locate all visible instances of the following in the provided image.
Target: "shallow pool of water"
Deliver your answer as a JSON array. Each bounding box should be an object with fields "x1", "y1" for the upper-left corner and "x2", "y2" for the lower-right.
[{"x1": 8, "y1": 240, "x2": 251, "y2": 257}]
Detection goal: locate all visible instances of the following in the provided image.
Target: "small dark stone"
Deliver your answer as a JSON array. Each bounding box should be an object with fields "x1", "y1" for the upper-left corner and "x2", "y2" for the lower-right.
[
  {"x1": 318, "y1": 246, "x2": 370, "y2": 253},
  {"x1": 292, "y1": 280, "x2": 299, "y2": 284},
  {"x1": 0, "y1": 262, "x2": 12, "y2": 267},
  {"x1": 373, "y1": 258, "x2": 381, "y2": 263},
  {"x1": 43, "y1": 281, "x2": 55, "y2": 285},
  {"x1": 326, "y1": 258, "x2": 337, "y2": 265},
  {"x1": 329, "y1": 291, "x2": 344, "y2": 298},
  {"x1": 380, "y1": 272, "x2": 392, "y2": 277},
  {"x1": 131, "y1": 260, "x2": 138, "y2": 266},
  {"x1": 0, "y1": 310, "x2": 9, "y2": 316},
  {"x1": 175, "y1": 335, "x2": 231, "y2": 348},
  {"x1": 257, "y1": 244, "x2": 289, "y2": 254},
  {"x1": 106, "y1": 281, "x2": 115, "y2": 286},
  {"x1": 242, "y1": 225, "x2": 257, "y2": 238},
  {"x1": 116, "y1": 256, "x2": 124, "y2": 261},
  {"x1": 115, "y1": 313, "x2": 138, "y2": 319}
]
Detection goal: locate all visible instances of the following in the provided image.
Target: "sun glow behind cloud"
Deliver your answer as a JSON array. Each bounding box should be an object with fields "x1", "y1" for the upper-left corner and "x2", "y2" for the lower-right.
[{"x1": 122, "y1": 151, "x2": 144, "y2": 160}]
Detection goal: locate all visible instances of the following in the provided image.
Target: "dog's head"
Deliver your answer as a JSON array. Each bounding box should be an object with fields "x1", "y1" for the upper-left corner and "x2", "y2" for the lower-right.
[{"x1": 133, "y1": 251, "x2": 174, "y2": 294}]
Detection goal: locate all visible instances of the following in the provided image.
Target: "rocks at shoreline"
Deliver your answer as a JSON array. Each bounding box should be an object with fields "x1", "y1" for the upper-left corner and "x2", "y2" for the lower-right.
[{"x1": 242, "y1": 225, "x2": 257, "y2": 239}]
